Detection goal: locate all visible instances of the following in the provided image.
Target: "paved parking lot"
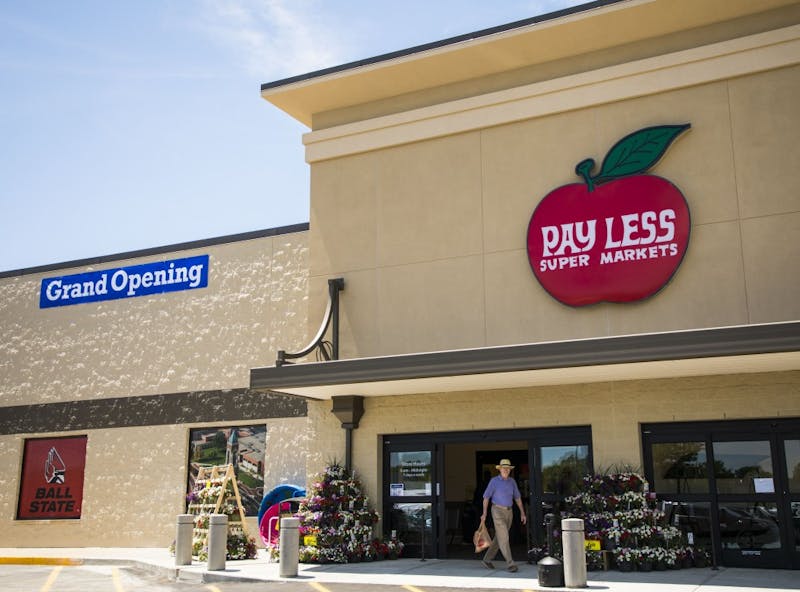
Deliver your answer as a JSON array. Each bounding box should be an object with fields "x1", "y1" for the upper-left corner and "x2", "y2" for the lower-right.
[
  {"x1": 2, "y1": 549, "x2": 799, "y2": 592},
  {"x1": 0, "y1": 564, "x2": 535, "y2": 592}
]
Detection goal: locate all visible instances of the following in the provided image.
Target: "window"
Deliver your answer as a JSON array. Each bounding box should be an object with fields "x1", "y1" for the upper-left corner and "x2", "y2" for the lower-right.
[
  {"x1": 541, "y1": 445, "x2": 590, "y2": 496},
  {"x1": 652, "y1": 441, "x2": 709, "y2": 494},
  {"x1": 713, "y1": 441, "x2": 773, "y2": 495},
  {"x1": 784, "y1": 440, "x2": 800, "y2": 494}
]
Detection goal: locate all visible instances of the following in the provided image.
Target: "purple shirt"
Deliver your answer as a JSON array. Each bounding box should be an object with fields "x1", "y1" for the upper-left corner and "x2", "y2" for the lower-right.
[{"x1": 483, "y1": 475, "x2": 521, "y2": 507}]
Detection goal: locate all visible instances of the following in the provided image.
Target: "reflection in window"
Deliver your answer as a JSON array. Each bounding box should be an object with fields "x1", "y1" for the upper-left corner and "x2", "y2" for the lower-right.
[
  {"x1": 652, "y1": 442, "x2": 709, "y2": 494},
  {"x1": 389, "y1": 451, "x2": 432, "y2": 496},
  {"x1": 389, "y1": 503, "x2": 432, "y2": 550},
  {"x1": 663, "y1": 501, "x2": 712, "y2": 550},
  {"x1": 713, "y1": 441, "x2": 773, "y2": 495},
  {"x1": 718, "y1": 502, "x2": 781, "y2": 550},
  {"x1": 541, "y1": 445, "x2": 589, "y2": 496},
  {"x1": 785, "y1": 440, "x2": 800, "y2": 494}
]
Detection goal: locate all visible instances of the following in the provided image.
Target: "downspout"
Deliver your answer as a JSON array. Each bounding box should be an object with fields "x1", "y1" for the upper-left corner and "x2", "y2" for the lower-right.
[{"x1": 331, "y1": 395, "x2": 365, "y2": 473}]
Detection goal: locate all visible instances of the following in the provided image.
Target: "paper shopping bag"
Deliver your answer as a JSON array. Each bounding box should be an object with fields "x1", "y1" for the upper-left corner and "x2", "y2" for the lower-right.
[{"x1": 473, "y1": 522, "x2": 492, "y2": 553}]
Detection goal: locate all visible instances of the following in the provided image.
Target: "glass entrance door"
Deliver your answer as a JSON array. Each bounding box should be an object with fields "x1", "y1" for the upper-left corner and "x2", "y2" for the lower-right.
[
  {"x1": 780, "y1": 438, "x2": 800, "y2": 569},
  {"x1": 383, "y1": 426, "x2": 593, "y2": 559},
  {"x1": 383, "y1": 441, "x2": 437, "y2": 558},
  {"x1": 713, "y1": 438, "x2": 783, "y2": 568},
  {"x1": 643, "y1": 418, "x2": 800, "y2": 570}
]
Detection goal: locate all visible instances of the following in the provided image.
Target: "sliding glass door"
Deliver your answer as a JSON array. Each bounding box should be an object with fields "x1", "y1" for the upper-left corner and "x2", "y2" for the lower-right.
[{"x1": 643, "y1": 418, "x2": 800, "y2": 569}]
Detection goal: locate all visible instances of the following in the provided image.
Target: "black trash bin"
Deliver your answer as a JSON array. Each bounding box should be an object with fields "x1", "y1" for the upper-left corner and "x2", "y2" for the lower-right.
[{"x1": 538, "y1": 513, "x2": 564, "y2": 587}]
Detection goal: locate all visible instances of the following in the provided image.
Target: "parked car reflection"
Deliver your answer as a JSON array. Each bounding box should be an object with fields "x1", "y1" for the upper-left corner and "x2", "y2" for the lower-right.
[{"x1": 669, "y1": 502, "x2": 781, "y2": 549}]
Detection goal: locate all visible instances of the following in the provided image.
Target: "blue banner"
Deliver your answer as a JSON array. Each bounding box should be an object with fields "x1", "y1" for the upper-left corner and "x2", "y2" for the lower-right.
[{"x1": 40, "y1": 255, "x2": 209, "y2": 308}]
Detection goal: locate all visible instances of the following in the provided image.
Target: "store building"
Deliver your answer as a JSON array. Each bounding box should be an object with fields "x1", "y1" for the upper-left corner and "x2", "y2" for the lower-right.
[
  {"x1": 0, "y1": 226, "x2": 312, "y2": 546},
  {"x1": 1, "y1": 0, "x2": 799, "y2": 571},
  {"x1": 250, "y1": 0, "x2": 800, "y2": 570}
]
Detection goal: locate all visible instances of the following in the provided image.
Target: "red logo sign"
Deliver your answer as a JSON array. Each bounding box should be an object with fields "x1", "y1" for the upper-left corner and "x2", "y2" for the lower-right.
[
  {"x1": 17, "y1": 436, "x2": 87, "y2": 520},
  {"x1": 527, "y1": 124, "x2": 691, "y2": 307}
]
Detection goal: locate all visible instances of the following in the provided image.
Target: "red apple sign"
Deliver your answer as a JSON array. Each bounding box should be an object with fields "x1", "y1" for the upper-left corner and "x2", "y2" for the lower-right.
[{"x1": 527, "y1": 124, "x2": 691, "y2": 307}]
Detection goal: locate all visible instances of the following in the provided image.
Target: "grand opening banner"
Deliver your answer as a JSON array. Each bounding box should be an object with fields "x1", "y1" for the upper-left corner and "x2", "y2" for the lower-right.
[
  {"x1": 39, "y1": 254, "x2": 209, "y2": 308},
  {"x1": 17, "y1": 436, "x2": 88, "y2": 520}
]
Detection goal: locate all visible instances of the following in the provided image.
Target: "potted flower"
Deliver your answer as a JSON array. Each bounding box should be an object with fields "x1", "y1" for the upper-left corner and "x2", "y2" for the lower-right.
[
  {"x1": 665, "y1": 548, "x2": 679, "y2": 569},
  {"x1": 675, "y1": 547, "x2": 688, "y2": 569},
  {"x1": 637, "y1": 547, "x2": 654, "y2": 572},
  {"x1": 613, "y1": 547, "x2": 635, "y2": 572},
  {"x1": 385, "y1": 537, "x2": 404, "y2": 559},
  {"x1": 226, "y1": 532, "x2": 257, "y2": 560},
  {"x1": 680, "y1": 547, "x2": 694, "y2": 569},
  {"x1": 652, "y1": 546, "x2": 668, "y2": 570},
  {"x1": 298, "y1": 546, "x2": 319, "y2": 563},
  {"x1": 693, "y1": 547, "x2": 711, "y2": 568}
]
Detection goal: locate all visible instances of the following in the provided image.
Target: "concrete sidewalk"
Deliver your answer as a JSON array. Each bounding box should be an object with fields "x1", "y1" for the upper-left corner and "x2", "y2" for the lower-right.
[{"x1": 0, "y1": 547, "x2": 798, "y2": 591}]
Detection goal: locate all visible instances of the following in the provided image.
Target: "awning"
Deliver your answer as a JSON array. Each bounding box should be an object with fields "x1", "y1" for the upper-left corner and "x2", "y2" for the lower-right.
[{"x1": 250, "y1": 322, "x2": 800, "y2": 400}]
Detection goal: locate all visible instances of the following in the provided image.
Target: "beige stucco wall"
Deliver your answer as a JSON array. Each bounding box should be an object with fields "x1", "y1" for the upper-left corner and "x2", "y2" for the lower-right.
[
  {"x1": 0, "y1": 229, "x2": 312, "y2": 546},
  {"x1": 308, "y1": 63, "x2": 800, "y2": 359},
  {"x1": 303, "y1": 370, "x2": 800, "y2": 532},
  {"x1": 0, "y1": 416, "x2": 309, "y2": 547},
  {"x1": 0, "y1": 230, "x2": 309, "y2": 405},
  {"x1": 300, "y1": 17, "x2": 800, "y2": 534}
]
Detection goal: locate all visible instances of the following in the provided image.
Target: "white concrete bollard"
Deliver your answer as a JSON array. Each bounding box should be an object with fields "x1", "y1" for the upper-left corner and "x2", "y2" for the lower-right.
[
  {"x1": 561, "y1": 518, "x2": 587, "y2": 588},
  {"x1": 279, "y1": 517, "x2": 301, "y2": 577},
  {"x1": 207, "y1": 514, "x2": 228, "y2": 571},
  {"x1": 175, "y1": 514, "x2": 194, "y2": 566}
]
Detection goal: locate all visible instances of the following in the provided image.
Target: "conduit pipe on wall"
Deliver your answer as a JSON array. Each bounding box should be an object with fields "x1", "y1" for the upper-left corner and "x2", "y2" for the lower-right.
[{"x1": 276, "y1": 278, "x2": 344, "y2": 366}]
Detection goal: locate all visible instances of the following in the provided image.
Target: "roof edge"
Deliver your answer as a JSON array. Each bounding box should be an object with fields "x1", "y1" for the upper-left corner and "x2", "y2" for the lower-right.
[
  {"x1": 259, "y1": 0, "x2": 626, "y2": 93},
  {"x1": 0, "y1": 222, "x2": 310, "y2": 279}
]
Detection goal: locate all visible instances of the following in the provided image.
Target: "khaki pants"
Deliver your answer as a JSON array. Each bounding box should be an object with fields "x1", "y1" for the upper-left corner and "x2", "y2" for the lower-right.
[{"x1": 484, "y1": 505, "x2": 516, "y2": 567}]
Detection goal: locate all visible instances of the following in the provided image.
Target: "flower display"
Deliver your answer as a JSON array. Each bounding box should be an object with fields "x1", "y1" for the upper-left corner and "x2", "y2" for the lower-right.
[
  {"x1": 271, "y1": 462, "x2": 395, "y2": 564},
  {"x1": 559, "y1": 470, "x2": 702, "y2": 572},
  {"x1": 182, "y1": 465, "x2": 257, "y2": 560}
]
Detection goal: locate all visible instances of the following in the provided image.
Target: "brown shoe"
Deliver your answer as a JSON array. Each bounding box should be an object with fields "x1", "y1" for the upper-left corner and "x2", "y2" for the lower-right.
[
  {"x1": 508, "y1": 565, "x2": 518, "y2": 573},
  {"x1": 482, "y1": 560, "x2": 495, "y2": 569}
]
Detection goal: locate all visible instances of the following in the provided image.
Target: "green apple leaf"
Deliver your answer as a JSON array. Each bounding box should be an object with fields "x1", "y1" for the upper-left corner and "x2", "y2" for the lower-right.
[
  {"x1": 597, "y1": 124, "x2": 690, "y2": 180},
  {"x1": 575, "y1": 124, "x2": 690, "y2": 191}
]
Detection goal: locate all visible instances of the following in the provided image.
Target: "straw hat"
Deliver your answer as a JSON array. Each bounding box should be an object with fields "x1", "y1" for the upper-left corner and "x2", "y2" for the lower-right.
[{"x1": 495, "y1": 459, "x2": 514, "y2": 469}]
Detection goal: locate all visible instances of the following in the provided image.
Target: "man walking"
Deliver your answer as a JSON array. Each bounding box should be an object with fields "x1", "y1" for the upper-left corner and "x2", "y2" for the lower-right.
[{"x1": 480, "y1": 458, "x2": 527, "y2": 572}]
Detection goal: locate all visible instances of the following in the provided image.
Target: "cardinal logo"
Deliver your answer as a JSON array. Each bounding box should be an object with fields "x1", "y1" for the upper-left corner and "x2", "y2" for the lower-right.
[{"x1": 45, "y1": 447, "x2": 66, "y2": 484}]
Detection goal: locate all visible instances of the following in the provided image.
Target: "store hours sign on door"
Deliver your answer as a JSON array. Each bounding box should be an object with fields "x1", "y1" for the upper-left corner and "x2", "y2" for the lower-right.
[{"x1": 526, "y1": 124, "x2": 691, "y2": 307}]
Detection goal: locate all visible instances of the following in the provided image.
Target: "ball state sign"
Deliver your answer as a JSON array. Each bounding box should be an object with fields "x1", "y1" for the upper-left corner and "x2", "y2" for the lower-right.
[
  {"x1": 17, "y1": 436, "x2": 87, "y2": 519},
  {"x1": 527, "y1": 124, "x2": 691, "y2": 307}
]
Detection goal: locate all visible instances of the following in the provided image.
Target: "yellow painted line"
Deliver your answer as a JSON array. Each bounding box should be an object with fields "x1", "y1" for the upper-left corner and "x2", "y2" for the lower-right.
[
  {"x1": 309, "y1": 582, "x2": 332, "y2": 592},
  {"x1": 111, "y1": 567, "x2": 125, "y2": 592},
  {"x1": 0, "y1": 557, "x2": 82, "y2": 566},
  {"x1": 403, "y1": 586, "x2": 427, "y2": 592},
  {"x1": 205, "y1": 586, "x2": 224, "y2": 592},
  {"x1": 39, "y1": 565, "x2": 63, "y2": 592}
]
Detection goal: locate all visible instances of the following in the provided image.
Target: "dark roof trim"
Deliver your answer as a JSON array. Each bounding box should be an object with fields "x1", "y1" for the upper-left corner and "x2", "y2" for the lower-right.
[
  {"x1": 260, "y1": 0, "x2": 627, "y2": 92},
  {"x1": 0, "y1": 388, "x2": 307, "y2": 436},
  {"x1": 251, "y1": 322, "x2": 800, "y2": 390},
  {"x1": 0, "y1": 222, "x2": 309, "y2": 279}
]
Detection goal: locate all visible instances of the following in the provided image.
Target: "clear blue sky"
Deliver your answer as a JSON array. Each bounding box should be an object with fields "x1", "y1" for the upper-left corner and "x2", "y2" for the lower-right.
[{"x1": 0, "y1": 1, "x2": 583, "y2": 273}]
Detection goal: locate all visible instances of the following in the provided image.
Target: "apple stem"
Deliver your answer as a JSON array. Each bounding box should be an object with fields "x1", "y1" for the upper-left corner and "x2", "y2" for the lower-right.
[{"x1": 575, "y1": 158, "x2": 597, "y2": 192}]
